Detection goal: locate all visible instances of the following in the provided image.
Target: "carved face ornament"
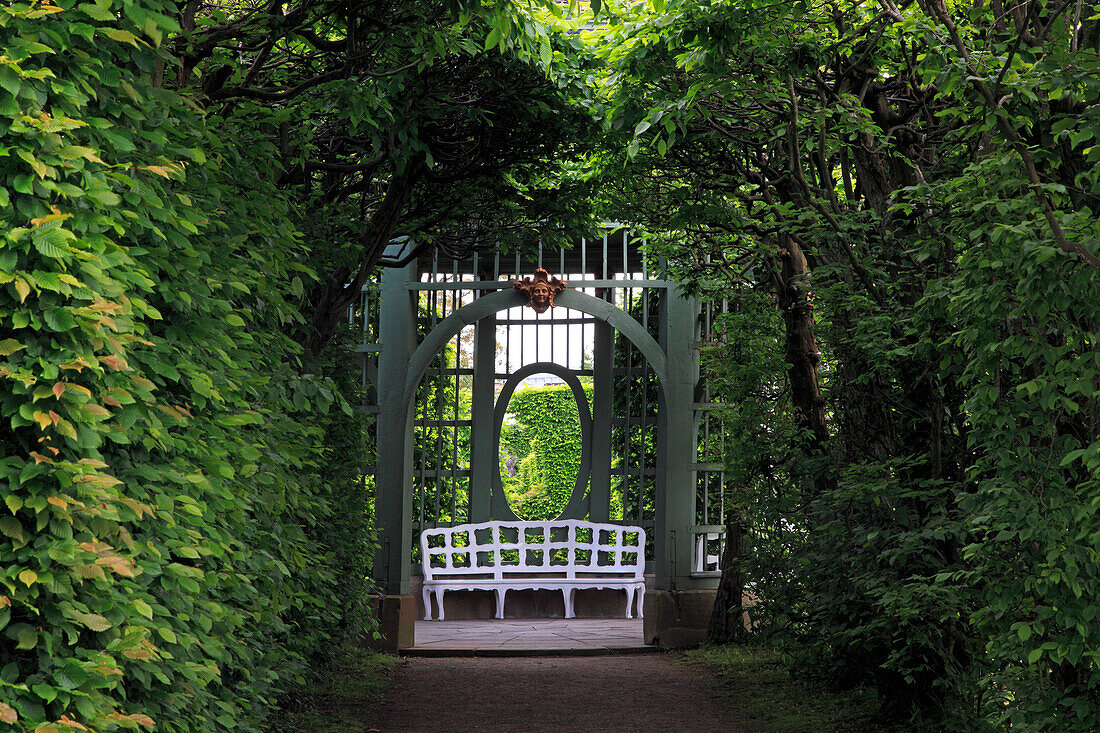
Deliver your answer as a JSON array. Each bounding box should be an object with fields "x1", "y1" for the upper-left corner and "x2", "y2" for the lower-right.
[{"x1": 513, "y1": 267, "x2": 567, "y2": 313}]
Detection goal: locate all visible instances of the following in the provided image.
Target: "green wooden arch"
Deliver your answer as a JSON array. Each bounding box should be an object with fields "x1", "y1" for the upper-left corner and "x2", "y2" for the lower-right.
[{"x1": 402, "y1": 288, "x2": 671, "y2": 414}]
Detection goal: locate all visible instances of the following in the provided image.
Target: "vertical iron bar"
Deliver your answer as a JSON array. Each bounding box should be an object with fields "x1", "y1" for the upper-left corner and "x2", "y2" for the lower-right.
[
  {"x1": 451, "y1": 316, "x2": 459, "y2": 523},
  {"x1": 622, "y1": 294, "x2": 634, "y2": 523},
  {"x1": 622, "y1": 229, "x2": 628, "y2": 280}
]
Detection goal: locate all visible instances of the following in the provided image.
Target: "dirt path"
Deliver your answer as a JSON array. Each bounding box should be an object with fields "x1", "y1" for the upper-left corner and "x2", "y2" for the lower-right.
[{"x1": 369, "y1": 655, "x2": 749, "y2": 732}]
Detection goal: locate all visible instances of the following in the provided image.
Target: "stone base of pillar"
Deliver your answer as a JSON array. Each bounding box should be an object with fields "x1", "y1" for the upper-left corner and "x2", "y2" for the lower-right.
[
  {"x1": 362, "y1": 594, "x2": 416, "y2": 652},
  {"x1": 643, "y1": 589, "x2": 716, "y2": 649}
]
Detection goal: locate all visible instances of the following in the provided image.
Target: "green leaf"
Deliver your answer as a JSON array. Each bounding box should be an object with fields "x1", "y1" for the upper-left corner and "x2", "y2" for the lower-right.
[
  {"x1": 1027, "y1": 648, "x2": 1044, "y2": 665},
  {"x1": 133, "y1": 599, "x2": 153, "y2": 619},
  {"x1": 43, "y1": 307, "x2": 77, "y2": 332},
  {"x1": 15, "y1": 627, "x2": 37, "y2": 650},
  {"x1": 72, "y1": 612, "x2": 112, "y2": 632},
  {"x1": 78, "y1": 3, "x2": 117, "y2": 21},
  {"x1": 33, "y1": 225, "x2": 71, "y2": 259},
  {"x1": 32, "y1": 683, "x2": 57, "y2": 704},
  {"x1": 485, "y1": 28, "x2": 500, "y2": 51},
  {"x1": 86, "y1": 189, "x2": 121, "y2": 206},
  {"x1": 0, "y1": 517, "x2": 27, "y2": 547},
  {"x1": 1060, "y1": 448, "x2": 1086, "y2": 466}
]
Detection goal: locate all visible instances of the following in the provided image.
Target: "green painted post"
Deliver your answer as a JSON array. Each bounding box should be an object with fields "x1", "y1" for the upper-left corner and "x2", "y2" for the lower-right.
[
  {"x1": 589, "y1": 319, "x2": 613, "y2": 522},
  {"x1": 655, "y1": 286, "x2": 699, "y2": 591},
  {"x1": 469, "y1": 314, "x2": 496, "y2": 522},
  {"x1": 373, "y1": 264, "x2": 417, "y2": 595}
]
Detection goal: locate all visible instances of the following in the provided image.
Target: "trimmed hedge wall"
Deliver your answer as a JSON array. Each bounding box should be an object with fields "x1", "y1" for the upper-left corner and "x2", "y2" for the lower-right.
[{"x1": 0, "y1": 3, "x2": 371, "y2": 730}]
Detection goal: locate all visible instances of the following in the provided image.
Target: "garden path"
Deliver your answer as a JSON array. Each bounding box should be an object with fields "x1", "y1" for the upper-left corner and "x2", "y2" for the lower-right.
[{"x1": 370, "y1": 654, "x2": 748, "y2": 732}]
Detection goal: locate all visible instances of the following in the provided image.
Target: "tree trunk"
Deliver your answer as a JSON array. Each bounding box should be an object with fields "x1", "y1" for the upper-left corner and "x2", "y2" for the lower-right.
[
  {"x1": 775, "y1": 235, "x2": 828, "y2": 446},
  {"x1": 707, "y1": 510, "x2": 750, "y2": 644},
  {"x1": 298, "y1": 165, "x2": 421, "y2": 357}
]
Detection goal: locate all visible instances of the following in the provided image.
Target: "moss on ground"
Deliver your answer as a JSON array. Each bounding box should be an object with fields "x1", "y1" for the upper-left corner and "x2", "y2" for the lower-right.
[
  {"x1": 682, "y1": 644, "x2": 904, "y2": 733},
  {"x1": 266, "y1": 649, "x2": 398, "y2": 732}
]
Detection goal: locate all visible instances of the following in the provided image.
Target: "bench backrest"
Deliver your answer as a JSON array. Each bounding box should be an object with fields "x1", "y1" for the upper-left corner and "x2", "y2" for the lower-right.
[{"x1": 421, "y1": 520, "x2": 646, "y2": 581}]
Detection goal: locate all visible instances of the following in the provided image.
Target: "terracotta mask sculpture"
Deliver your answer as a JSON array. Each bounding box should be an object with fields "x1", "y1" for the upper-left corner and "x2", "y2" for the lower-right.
[{"x1": 513, "y1": 267, "x2": 567, "y2": 313}]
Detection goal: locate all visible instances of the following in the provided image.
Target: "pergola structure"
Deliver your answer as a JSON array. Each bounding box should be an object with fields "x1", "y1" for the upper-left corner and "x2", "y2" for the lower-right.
[{"x1": 354, "y1": 228, "x2": 732, "y2": 647}]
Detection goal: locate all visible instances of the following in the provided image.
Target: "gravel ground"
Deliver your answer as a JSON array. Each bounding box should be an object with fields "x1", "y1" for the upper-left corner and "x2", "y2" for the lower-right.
[{"x1": 368, "y1": 655, "x2": 749, "y2": 732}]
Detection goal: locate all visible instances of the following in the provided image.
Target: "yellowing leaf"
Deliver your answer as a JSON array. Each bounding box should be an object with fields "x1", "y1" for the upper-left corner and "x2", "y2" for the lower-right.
[
  {"x1": 107, "y1": 713, "x2": 155, "y2": 729},
  {"x1": 139, "y1": 165, "x2": 179, "y2": 179},
  {"x1": 100, "y1": 354, "x2": 130, "y2": 370},
  {"x1": 31, "y1": 211, "x2": 72, "y2": 226},
  {"x1": 72, "y1": 564, "x2": 106, "y2": 581},
  {"x1": 32, "y1": 411, "x2": 52, "y2": 430},
  {"x1": 98, "y1": 28, "x2": 140, "y2": 45},
  {"x1": 0, "y1": 338, "x2": 25, "y2": 356},
  {"x1": 17, "y1": 149, "x2": 49, "y2": 178},
  {"x1": 57, "y1": 146, "x2": 103, "y2": 164},
  {"x1": 96, "y1": 554, "x2": 136, "y2": 577},
  {"x1": 0, "y1": 702, "x2": 17, "y2": 724},
  {"x1": 58, "y1": 714, "x2": 89, "y2": 730},
  {"x1": 19, "y1": 569, "x2": 38, "y2": 586},
  {"x1": 53, "y1": 382, "x2": 66, "y2": 399},
  {"x1": 15, "y1": 278, "x2": 31, "y2": 303}
]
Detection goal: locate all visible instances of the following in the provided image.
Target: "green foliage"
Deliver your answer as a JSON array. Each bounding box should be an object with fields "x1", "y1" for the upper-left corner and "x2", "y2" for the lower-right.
[
  {"x1": 684, "y1": 644, "x2": 901, "y2": 733},
  {"x1": 0, "y1": 2, "x2": 373, "y2": 730},
  {"x1": 500, "y1": 384, "x2": 590, "y2": 520},
  {"x1": 594, "y1": 0, "x2": 1100, "y2": 727}
]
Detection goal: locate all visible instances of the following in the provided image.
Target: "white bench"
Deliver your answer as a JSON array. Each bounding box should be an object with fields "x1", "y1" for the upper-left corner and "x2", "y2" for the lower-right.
[{"x1": 420, "y1": 520, "x2": 646, "y2": 621}]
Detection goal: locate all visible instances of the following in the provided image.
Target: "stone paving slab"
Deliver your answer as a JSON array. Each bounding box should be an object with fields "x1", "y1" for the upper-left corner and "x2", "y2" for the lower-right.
[{"x1": 405, "y1": 618, "x2": 654, "y2": 656}]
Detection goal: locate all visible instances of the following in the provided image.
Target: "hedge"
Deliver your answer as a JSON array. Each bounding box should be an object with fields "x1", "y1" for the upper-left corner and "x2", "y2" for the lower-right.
[{"x1": 0, "y1": 3, "x2": 371, "y2": 730}]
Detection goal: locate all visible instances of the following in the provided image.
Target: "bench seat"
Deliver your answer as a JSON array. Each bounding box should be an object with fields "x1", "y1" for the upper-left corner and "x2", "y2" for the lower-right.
[{"x1": 420, "y1": 520, "x2": 646, "y2": 621}]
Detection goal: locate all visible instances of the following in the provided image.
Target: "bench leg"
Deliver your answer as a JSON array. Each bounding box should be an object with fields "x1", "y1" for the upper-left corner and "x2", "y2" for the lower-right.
[
  {"x1": 494, "y1": 588, "x2": 506, "y2": 619},
  {"x1": 635, "y1": 585, "x2": 645, "y2": 619},
  {"x1": 624, "y1": 586, "x2": 635, "y2": 619},
  {"x1": 423, "y1": 586, "x2": 434, "y2": 621},
  {"x1": 434, "y1": 588, "x2": 446, "y2": 621},
  {"x1": 563, "y1": 588, "x2": 576, "y2": 619}
]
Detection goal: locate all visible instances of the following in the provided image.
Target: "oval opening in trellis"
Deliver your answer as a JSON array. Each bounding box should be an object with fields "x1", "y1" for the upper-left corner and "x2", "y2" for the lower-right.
[{"x1": 496, "y1": 370, "x2": 591, "y2": 520}]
